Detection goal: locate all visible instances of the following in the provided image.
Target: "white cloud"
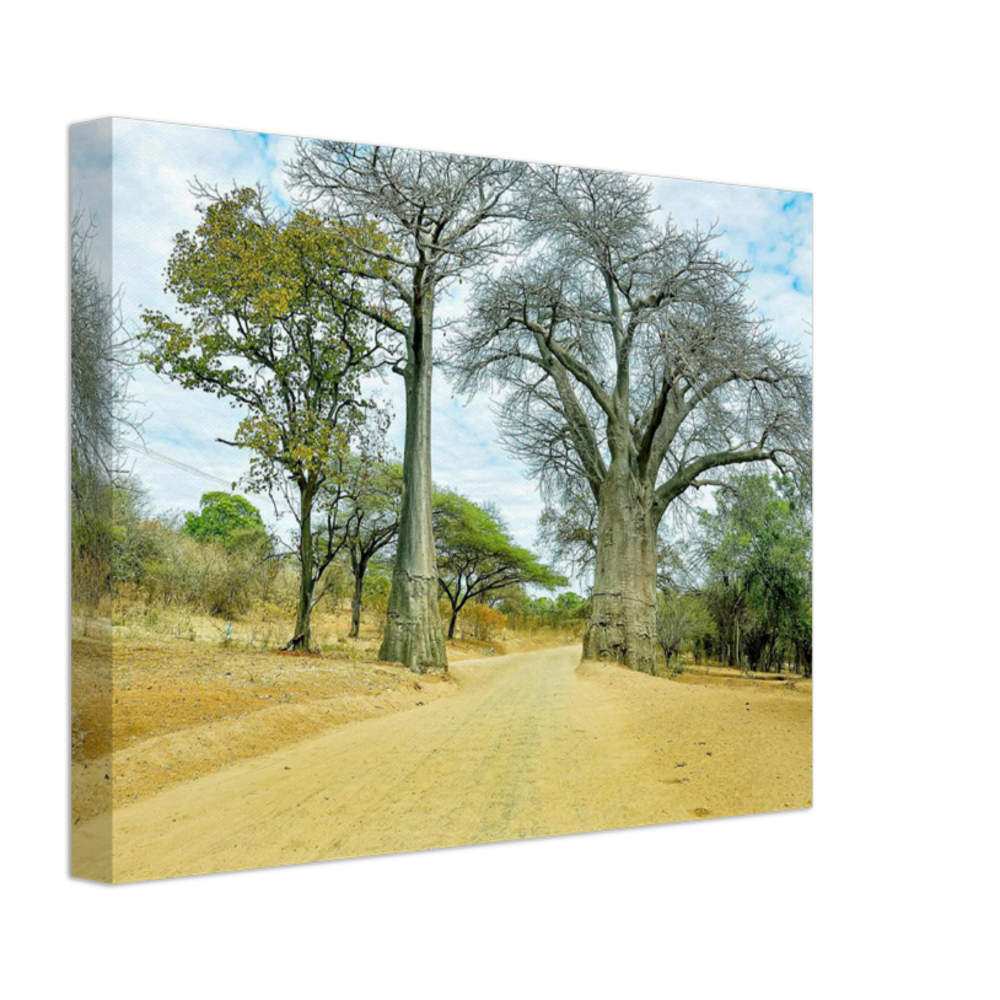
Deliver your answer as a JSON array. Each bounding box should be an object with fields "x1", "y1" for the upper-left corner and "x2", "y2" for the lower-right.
[
  {"x1": 651, "y1": 177, "x2": 813, "y2": 358},
  {"x1": 109, "y1": 119, "x2": 303, "y2": 530}
]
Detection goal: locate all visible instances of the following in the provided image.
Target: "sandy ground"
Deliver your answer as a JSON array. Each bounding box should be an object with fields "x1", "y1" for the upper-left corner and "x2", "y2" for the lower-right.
[{"x1": 73, "y1": 644, "x2": 811, "y2": 883}]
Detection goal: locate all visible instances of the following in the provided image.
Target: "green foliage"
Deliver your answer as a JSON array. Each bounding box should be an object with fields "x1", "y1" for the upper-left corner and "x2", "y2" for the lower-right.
[
  {"x1": 555, "y1": 591, "x2": 587, "y2": 614},
  {"x1": 183, "y1": 492, "x2": 267, "y2": 549},
  {"x1": 71, "y1": 470, "x2": 283, "y2": 622},
  {"x1": 316, "y1": 451, "x2": 402, "y2": 568},
  {"x1": 533, "y1": 592, "x2": 589, "y2": 627},
  {"x1": 139, "y1": 186, "x2": 397, "y2": 648},
  {"x1": 494, "y1": 587, "x2": 589, "y2": 634},
  {"x1": 361, "y1": 558, "x2": 394, "y2": 616},
  {"x1": 699, "y1": 475, "x2": 812, "y2": 673},
  {"x1": 434, "y1": 491, "x2": 566, "y2": 636},
  {"x1": 139, "y1": 187, "x2": 396, "y2": 494},
  {"x1": 304, "y1": 445, "x2": 404, "y2": 634}
]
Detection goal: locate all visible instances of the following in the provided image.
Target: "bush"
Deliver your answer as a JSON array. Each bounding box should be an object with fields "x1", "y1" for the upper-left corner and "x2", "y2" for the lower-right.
[
  {"x1": 463, "y1": 603, "x2": 508, "y2": 641},
  {"x1": 183, "y1": 492, "x2": 268, "y2": 547},
  {"x1": 140, "y1": 524, "x2": 277, "y2": 618},
  {"x1": 72, "y1": 548, "x2": 110, "y2": 615}
]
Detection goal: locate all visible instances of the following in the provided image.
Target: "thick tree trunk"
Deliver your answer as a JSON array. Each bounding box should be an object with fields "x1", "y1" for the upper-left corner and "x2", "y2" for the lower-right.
[
  {"x1": 378, "y1": 290, "x2": 448, "y2": 673},
  {"x1": 290, "y1": 486, "x2": 314, "y2": 651},
  {"x1": 583, "y1": 465, "x2": 658, "y2": 673}
]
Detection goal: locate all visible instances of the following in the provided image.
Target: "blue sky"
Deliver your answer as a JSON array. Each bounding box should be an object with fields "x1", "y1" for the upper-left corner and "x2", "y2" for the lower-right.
[{"x1": 71, "y1": 119, "x2": 812, "y2": 590}]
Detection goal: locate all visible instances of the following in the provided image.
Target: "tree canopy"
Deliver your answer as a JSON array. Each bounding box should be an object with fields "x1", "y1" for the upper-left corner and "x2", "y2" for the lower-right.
[
  {"x1": 434, "y1": 491, "x2": 566, "y2": 639},
  {"x1": 450, "y1": 164, "x2": 811, "y2": 672},
  {"x1": 314, "y1": 451, "x2": 403, "y2": 637},
  {"x1": 699, "y1": 474, "x2": 812, "y2": 673},
  {"x1": 183, "y1": 492, "x2": 267, "y2": 548},
  {"x1": 140, "y1": 186, "x2": 395, "y2": 649}
]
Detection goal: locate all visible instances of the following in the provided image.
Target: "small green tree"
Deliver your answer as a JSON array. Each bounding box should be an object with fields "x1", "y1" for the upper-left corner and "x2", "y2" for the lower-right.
[
  {"x1": 141, "y1": 187, "x2": 396, "y2": 650},
  {"x1": 434, "y1": 492, "x2": 566, "y2": 640},
  {"x1": 183, "y1": 492, "x2": 267, "y2": 548}
]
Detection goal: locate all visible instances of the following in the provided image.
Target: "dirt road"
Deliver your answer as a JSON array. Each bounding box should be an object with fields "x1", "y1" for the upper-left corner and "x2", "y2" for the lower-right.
[{"x1": 73, "y1": 645, "x2": 811, "y2": 882}]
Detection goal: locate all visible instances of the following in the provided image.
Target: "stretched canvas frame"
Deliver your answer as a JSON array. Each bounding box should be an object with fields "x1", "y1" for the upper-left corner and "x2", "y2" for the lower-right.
[{"x1": 72, "y1": 119, "x2": 812, "y2": 883}]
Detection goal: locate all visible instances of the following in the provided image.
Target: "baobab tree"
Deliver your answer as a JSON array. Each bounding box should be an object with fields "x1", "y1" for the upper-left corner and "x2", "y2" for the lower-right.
[
  {"x1": 289, "y1": 143, "x2": 524, "y2": 672},
  {"x1": 451, "y1": 166, "x2": 811, "y2": 673}
]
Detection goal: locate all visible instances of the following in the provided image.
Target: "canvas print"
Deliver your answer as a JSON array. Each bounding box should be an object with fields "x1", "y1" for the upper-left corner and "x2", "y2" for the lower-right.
[{"x1": 71, "y1": 119, "x2": 812, "y2": 883}]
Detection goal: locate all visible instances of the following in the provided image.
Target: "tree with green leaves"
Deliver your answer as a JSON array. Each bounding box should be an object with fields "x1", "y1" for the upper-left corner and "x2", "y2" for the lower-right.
[
  {"x1": 140, "y1": 186, "x2": 395, "y2": 650},
  {"x1": 183, "y1": 492, "x2": 267, "y2": 548},
  {"x1": 434, "y1": 491, "x2": 565, "y2": 640},
  {"x1": 699, "y1": 474, "x2": 812, "y2": 674}
]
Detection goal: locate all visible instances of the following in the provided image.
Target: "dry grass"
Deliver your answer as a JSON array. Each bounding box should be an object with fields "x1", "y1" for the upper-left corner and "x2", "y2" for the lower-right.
[{"x1": 668, "y1": 659, "x2": 813, "y2": 694}]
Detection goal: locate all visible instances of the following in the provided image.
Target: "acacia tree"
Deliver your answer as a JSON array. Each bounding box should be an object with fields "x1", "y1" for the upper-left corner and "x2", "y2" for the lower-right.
[
  {"x1": 434, "y1": 491, "x2": 565, "y2": 640},
  {"x1": 140, "y1": 187, "x2": 395, "y2": 650},
  {"x1": 288, "y1": 144, "x2": 524, "y2": 672},
  {"x1": 452, "y1": 166, "x2": 811, "y2": 673}
]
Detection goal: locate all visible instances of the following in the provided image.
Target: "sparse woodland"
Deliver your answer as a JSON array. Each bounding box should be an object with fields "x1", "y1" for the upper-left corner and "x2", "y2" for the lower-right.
[{"x1": 72, "y1": 148, "x2": 811, "y2": 679}]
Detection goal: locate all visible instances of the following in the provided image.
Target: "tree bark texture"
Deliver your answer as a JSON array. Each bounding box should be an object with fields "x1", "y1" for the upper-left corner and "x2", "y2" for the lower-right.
[
  {"x1": 378, "y1": 292, "x2": 448, "y2": 672},
  {"x1": 582, "y1": 465, "x2": 658, "y2": 674}
]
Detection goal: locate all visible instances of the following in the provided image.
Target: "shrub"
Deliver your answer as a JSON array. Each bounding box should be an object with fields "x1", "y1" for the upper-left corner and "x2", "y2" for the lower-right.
[
  {"x1": 463, "y1": 603, "x2": 508, "y2": 641},
  {"x1": 140, "y1": 524, "x2": 277, "y2": 618}
]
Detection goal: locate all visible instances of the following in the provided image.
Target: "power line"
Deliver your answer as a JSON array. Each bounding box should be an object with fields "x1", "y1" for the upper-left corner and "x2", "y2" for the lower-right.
[{"x1": 122, "y1": 441, "x2": 233, "y2": 487}]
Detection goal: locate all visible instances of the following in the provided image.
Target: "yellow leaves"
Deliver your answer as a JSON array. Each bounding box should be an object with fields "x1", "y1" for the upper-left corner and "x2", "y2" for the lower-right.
[
  {"x1": 142, "y1": 184, "x2": 396, "y2": 497},
  {"x1": 289, "y1": 442, "x2": 317, "y2": 466}
]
